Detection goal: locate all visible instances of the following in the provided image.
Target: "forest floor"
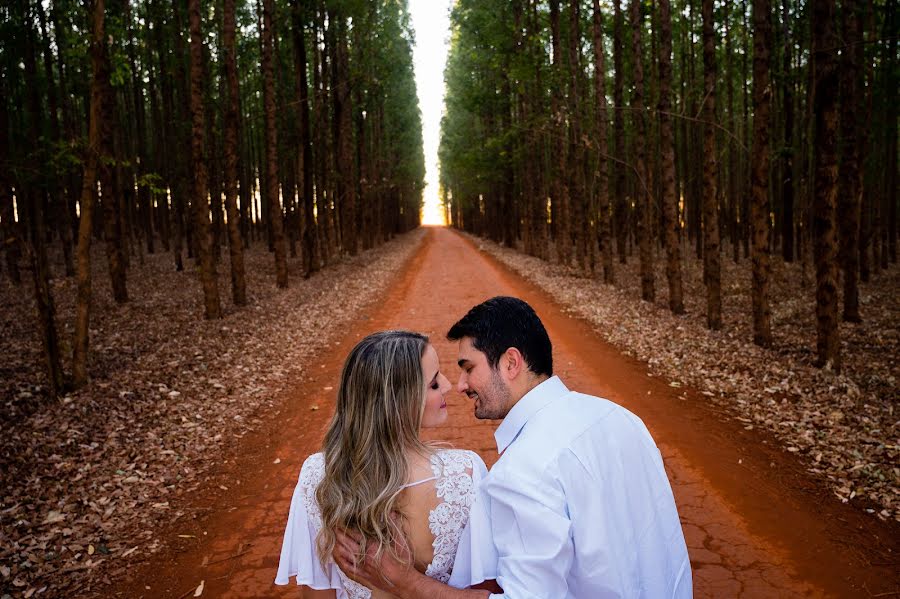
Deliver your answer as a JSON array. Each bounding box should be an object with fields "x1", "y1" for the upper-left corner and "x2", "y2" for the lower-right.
[
  {"x1": 1, "y1": 226, "x2": 898, "y2": 598},
  {"x1": 0, "y1": 231, "x2": 425, "y2": 597},
  {"x1": 475, "y1": 234, "x2": 900, "y2": 525}
]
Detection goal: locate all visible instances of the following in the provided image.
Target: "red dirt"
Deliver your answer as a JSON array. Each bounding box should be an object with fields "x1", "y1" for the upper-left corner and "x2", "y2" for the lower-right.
[{"x1": 106, "y1": 227, "x2": 900, "y2": 598}]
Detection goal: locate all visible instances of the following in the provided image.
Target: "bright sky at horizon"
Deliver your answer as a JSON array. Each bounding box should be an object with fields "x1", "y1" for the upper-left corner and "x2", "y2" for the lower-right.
[{"x1": 409, "y1": 0, "x2": 452, "y2": 226}]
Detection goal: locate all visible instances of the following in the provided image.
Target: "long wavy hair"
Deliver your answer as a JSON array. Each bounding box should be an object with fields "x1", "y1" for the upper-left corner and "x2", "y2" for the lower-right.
[{"x1": 315, "y1": 330, "x2": 431, "y2": 571}]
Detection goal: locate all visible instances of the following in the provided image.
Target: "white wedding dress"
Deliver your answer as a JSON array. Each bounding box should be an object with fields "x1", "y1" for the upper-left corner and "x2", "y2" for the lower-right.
[{"x1": 275, "y1": 448, "x2": 496, "y2": 598}]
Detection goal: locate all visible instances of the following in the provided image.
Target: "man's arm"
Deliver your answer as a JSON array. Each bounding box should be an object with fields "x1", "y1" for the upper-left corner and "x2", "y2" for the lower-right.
[{"x1": 332, "y1": 529, "x2": 491, "y2": 599}]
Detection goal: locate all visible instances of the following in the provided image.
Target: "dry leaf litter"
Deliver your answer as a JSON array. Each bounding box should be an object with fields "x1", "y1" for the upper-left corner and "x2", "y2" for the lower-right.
[
  {"x1": 471, "y1": 235, "x2": 898, "y2": 524},
  {"x1": 0, "y1": 229, "x2": 424, "y2": 598}
]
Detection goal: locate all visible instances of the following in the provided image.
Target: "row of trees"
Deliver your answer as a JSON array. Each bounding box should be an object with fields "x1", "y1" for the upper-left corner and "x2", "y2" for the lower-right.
[
  {"x1": 0, "y1": 0, "x2": 426, "y2": 395},
  {"x1": 439, "y1": 0, "x2": 898, "y2": 371}
]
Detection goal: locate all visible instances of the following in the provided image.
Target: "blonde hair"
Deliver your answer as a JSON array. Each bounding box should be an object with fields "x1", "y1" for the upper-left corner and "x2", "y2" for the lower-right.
[{"x1": 315, "y1": 330, "x2": 431, "y2": 571}]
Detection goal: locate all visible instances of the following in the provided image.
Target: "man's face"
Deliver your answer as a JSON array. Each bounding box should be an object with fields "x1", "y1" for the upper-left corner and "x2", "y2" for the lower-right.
[{"x1": 456, "y1": 337, "x2": 512, "y2": 420}]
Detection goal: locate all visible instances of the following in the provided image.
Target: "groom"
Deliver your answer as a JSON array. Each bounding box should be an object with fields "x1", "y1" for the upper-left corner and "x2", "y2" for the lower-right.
[{"x1": 335, "y1": 296, "x2": 692, "y2": 598}]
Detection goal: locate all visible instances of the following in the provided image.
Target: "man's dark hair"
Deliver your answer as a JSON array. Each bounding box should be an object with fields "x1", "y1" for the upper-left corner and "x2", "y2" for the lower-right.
[{"x1": 447, "y1": 296, "x2": 553, "y2": 376}]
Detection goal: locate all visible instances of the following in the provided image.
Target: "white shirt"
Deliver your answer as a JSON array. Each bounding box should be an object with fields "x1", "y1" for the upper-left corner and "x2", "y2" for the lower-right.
[{"x1": 449, "y1": 376, "x2": 692, "y2": 598}]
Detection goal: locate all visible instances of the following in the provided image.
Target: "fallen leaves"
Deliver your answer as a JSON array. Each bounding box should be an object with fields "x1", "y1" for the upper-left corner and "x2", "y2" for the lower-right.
[
  {"x1": 0, "y1": 230, "x2": 424, "y2": 597},
  {"x1": 476, "y1": 234, "x2": 899, "y2": 525}
]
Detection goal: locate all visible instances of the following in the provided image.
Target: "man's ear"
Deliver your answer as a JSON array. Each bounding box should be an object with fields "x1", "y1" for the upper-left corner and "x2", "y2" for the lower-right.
[{"x1": 502, "y1": 347, "x2": 525, "y2": 381}]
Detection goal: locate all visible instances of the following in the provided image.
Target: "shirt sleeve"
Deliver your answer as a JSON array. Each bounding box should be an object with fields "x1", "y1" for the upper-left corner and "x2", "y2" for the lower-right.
[
  {"x1": 447, "y1": 451, "x2": 499, "y2": 588},
  {"x1": 274, "y1": 455, "x2": 346, "y2": 593},
  {"x1": 485, "y1": 468, "x2": 573, "y2": 599}
]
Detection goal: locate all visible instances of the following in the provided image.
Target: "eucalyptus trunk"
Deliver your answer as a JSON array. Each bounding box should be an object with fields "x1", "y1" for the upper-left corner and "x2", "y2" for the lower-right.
[
  {"x1": 701, "y1": 0, "x2": 722, "y2": 328},
  {"x1": 750, "y1": 0, "x2": 773, "y2": 346},
  {"x1": 657, "y1": 0, "x2": 683, "y2": 313}
]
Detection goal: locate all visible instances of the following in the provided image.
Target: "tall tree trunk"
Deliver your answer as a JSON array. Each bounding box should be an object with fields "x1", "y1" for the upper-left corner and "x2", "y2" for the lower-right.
[
  {"x1": 781, "y1": 0, "x2": 795, "y2": 262},
  {"x1": 292, "y1": 0, "x2": 317, "y2": 277},
  {"x1": 657, "y1": 0, "x2": 683, "y2": 313},
  {"x1": 701, "y1": 0, "x2": 722, "y2": 328},
  {"x1": 838, "y1": 0, "x2": 863, "y2": 322},
  {"x1": 262, "y1": 0, "x2": 288, "y2": 287},
  {"x1": 858, "y1": 0, "x2": 874, "y2": 283},
  {"x1": 28, "y1": 190, "x2": 65, "y2": 396},
  {"x1": 189, "y1": 0, "x2": 220, "y2": 319},
  {"x1": 811, "y1": 0, "x2": 841, "y2": 370},
  {"x1": 612, "y1": 0, "x2": 627, "y2": 264},
  {"x1": 631, "y1": 0, "x2": 655, "y2": 301},
  {"x1": 36, "y1": 1, "x2": 75, "y2": 278},
  {"x1": 0, "y1": 49, "x2": 21, "y2": 284},
  {"x1": 751, "y1": 0, "x2": 774, "y2": 346},
  {"x1": 883, "y1": 0, "x2": 898, "y2": 265},
  {"x1": 333, "y1": 13, "x2": 357, "y2": 256},
  {"x1": 92, "y1": 0, "x2": 126, "y2": 304},
  {"x1": 592, "y1": 0, "x2": 614, "y2": 284},
  {"x1": 567, "y1": 0, "x2": 587, "y2": 272},
  {"x1": 19, "y1": 5, "x2": 66, "y2": 394},
  {"x1": 223, "y1": 0, "x2": 247, "y2": 306},
  {"x1": 550, "y1": 0, "x2": 571, "y2": 266},
  {"x1": 73, "y1": 0, "x2": 110, "y2": 388}
]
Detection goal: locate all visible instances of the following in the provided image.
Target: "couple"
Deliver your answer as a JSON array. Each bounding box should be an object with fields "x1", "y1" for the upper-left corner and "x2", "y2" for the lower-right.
[{"x1": 275, "y1": 297, "x2": 692, "y2": 598}]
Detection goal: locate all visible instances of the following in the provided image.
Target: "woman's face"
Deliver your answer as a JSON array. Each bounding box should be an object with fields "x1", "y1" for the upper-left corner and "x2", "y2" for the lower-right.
[{"x1": 420, "y1": 344, "x2": 451, "y2": 428}]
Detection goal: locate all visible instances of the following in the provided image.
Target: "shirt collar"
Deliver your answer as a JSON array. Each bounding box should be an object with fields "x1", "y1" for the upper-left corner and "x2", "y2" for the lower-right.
[{"x1": 494, "y1": 375, "x2": 569, "y2": 454}]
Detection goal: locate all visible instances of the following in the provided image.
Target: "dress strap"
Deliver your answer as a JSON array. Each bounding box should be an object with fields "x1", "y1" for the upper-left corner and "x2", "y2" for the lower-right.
[{"x1": 401, "y1": 475, "x2": 438, "y2": 489}]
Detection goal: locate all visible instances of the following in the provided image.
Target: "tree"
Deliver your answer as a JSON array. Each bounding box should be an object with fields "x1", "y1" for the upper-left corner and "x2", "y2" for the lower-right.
[
  {"x1": 592, "y1": 0, "x2": 614, "y2": 284},
  {"x1": 811, "y1": 0, "x2": 841, "y2": 370},
  {"x1": 631, "y1": 0, "x2": 655, "y2": 302},
  {"x1": 261, "y1": 0, "x2": 288, "y2": 287},
  {"x1": 751, "y1": 0, "x2": 773, "y2": 346},
  {"x1": 222, "y1": 0, "x2": 247, "y2": 306},
  {"x1": 189, "y1": 0, "x2": 220, "y2": 319},
  {"x1": 612, "y1": 0, "x2": 628, "y2": 264},
  {"x1": 837, "y1": 0, "x2": 863, "y2": 322},
  {"x1": 73, "y1": 0, "x2": 110, "y2": 388},
  {"x1": 701, "y1": 0, "x2": 722, "y2": 329},
  {"x1": 291, "y1": 0, "x2": 317, "y2": 277},
  {"x1": 658, "y1": 0, "x2": 684, "y2": 314}
]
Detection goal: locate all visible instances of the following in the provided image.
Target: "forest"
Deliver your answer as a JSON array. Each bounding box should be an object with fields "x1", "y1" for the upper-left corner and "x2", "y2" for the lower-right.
[
  {"x1": 440, "y1": 0, "x2": 897, "y2": 372},
  {"x1": 1, "y1": 0, "x2": 899, "y2": 596},
  {"x1": 1, "y1": 0, "x2": 425, "y2": 396}
]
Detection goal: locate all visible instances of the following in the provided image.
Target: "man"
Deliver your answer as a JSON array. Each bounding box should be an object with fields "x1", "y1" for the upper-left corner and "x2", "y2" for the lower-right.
[{"x1": 335, "y1": 296, "x2": 692, "y2": 598}]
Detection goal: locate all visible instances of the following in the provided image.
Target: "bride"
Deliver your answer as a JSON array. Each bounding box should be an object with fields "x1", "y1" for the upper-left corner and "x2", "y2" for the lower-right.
[{"x1": 275, "y1": 330, "x2": 499, "y2": 598}]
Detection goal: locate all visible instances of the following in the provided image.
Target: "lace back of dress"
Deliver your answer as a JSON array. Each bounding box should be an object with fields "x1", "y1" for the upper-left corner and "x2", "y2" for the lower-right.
[{"x1": 423, "y1": 450, "x2": 475, "y2": 583}]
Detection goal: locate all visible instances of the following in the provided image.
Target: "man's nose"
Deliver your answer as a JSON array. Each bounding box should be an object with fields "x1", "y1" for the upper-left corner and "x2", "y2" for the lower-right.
[{"x1": 456, "y1": 374, "x2": 468, "y2": 394}]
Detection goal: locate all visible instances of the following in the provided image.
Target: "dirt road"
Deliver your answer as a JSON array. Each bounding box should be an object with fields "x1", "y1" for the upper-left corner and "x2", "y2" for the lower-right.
[{"x1": 110, "y1": 227, "x2": 899, "y2": 598}]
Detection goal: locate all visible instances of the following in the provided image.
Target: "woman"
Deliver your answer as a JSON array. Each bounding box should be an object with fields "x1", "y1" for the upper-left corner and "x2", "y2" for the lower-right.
[{"x1": 275, "y1": 331, "x2": 496, "y2": 598}]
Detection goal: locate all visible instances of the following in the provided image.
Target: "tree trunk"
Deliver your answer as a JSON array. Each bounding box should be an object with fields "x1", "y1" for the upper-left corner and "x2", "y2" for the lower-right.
[
  {"x1": 751, "y1": 0, "x2": 773, "y2": 346},
  {"x1": 0, "y1": 55, "x2": 21, "y2": 284},
  {"x1": 837, "y1": 0, "x2": 863, "y2": 323},
  {"x1": 73, "y1": 0, "x2": 110, "y2": 388},
  {"x1": 631, "y1": 0, "x2": 655, "y2": 302},
  {"x1": 612, "y1": 0, "x2": 627, "y2": 264},
  {"x1": 28, "y1": 191, "x2": 66, "y2": 396},
  {"x1": 188, "y1": 0, "x2": 220, "y2": 319},
  {"x1": 223, "y1": 0, "x2": 247, "y2": 306},
  {"x1": 657, "y1": 0, "x2": 683, "y2": 313},
  {"x1": 262, "y1": 0, "x2": 288, "y2": 287},
  {"x1": 292, "y1": 0, "x2": 318, "y2": 277},
  {"x1": 36, "y1": 1, "x2": 75, "y2": 278},
  {"x1": 592, "y1": 0, "x2": 614, "y2": 284},
  {"x1": 781, "y1": 0, "x2": 795, "y2": 262},
  {"x1": 811, "y1": 0, "x2": 841, "y2": 370},
  {"x1": 333, "y1": 13, "x2": 357, "y2": 257},
  {"x1": 567, "y1": 0, "x2": 587, "y2": 272},
  {"x1": 550, "y1": 0, "x2": 571, "y2": 266},
  {"x1": 701, "y1": 0, "x2": 722, "y2": 329}
]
